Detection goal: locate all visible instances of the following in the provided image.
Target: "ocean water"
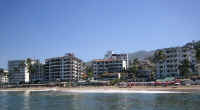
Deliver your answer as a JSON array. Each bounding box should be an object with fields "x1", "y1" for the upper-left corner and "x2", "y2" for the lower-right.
[{"x1": 0, "y1": 91, "x2": 200, "y2": 110}]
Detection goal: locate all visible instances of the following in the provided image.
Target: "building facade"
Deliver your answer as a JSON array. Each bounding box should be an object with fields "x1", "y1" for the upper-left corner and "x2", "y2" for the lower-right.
[
  {"x1": 104, "y1": 51, "x2": 129, "y2": 68},
  {"x1": 156, "y1": 42, "x2": 197, "y2": 77},
  {"x1": 30, "y1": 60, "x2": 44, "y2": 83},
  {"x1": 8, "y1": 59, "x2": 43, "y2": 84},
  {"x1": 93, "y1": 51, "x2": 128, "y2": 80},
  {"x1": 44, "y1": 53, "x2": 84, "y2": 82},
  {"x1": 0, "y1": 69, "x2": 8, "y2": 83}
]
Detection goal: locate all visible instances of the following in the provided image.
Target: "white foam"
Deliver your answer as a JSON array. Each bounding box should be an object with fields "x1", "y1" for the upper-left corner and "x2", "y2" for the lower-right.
[
  {"x1": 0, "y1": 88, "x2": 189, "y2": 93},
  {"x1": 61, "y1": 89, "x2": 189, "y2": 94}
]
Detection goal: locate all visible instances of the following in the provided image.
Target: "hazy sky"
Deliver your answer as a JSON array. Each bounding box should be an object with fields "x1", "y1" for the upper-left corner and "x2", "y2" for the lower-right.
[{"x1": 0, "y1": 0, "x2": 200, "y2": 68}]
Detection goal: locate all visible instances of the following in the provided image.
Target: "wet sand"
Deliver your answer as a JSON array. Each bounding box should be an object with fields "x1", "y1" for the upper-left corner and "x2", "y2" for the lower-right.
[{"x1": 0, "y1": 86, "x2": 200, "y2": 93}]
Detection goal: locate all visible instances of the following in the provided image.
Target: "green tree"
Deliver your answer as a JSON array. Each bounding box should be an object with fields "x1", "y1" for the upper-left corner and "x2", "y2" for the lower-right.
[
  {"x1": 149, "y1": 62, "x2": 156, "y2": 81},
  {"x1": 26, "y1": 58, "x2": 38, "y2": 74},
  {"x1": 86, "y1": 66, "x2": 93, "y2": 79},
  {"x1": 195, "y1": 48, "x2": 200, "y2": 63},
  {"x1": 128, "y1": 58, "x2": 140, "y2": 81},
  {"x1": 178, "y1": 59, "x2": 191, "y2": 78},
  {"x1": 145, "y1": 56, "x2": 157, "y2": 80},
  {"x1": 110, "y1": 79, "x2": 120, "y2": 85},
  {"x1": 26, "y1": 58, "x2": 32, "y2": 73},
  {"x1": 0, "y1": 69, "x2": 3, "y2": 74},
  {"x1": 130, "y1": 59, "x2": 139, "y2": 73},
  {"x1": 153, "y1": 50, "x2": 166, "y2": 63}
]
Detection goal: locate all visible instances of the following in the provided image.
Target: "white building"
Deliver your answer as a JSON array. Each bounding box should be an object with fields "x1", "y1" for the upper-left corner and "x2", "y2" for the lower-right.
[
  {"x1": 156, "y1": 42, "x2": 197, "y2": 77},
  {"x1": 44, "y1": 53, "x2": 84, "y2": 82}
]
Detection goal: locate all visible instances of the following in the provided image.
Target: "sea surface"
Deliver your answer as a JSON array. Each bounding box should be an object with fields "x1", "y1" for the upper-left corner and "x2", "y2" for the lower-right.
[{"x1": 0, "y1": 91, "x2": 200, "y2": 110}]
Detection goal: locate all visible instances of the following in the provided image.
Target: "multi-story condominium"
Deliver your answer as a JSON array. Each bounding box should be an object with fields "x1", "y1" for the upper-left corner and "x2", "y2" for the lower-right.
[
  {"x1": 93, "y1": 59, "x2": 127, "y2": 79},
  {"x1": 93, "y1": 51, "x2": 128, "y2": 80},
  {"x1": 30, "y1": 60, "x2": 44, "y2": 82},
  {"x1": 104, "y1": 51, "x2": 129, "y2": 68},
  {"x1": 8, "y1": 59, "x2": 43, "y2": 84},
  {"x1": 8, "y1": 60, "x2": 28, "y2": 84},
  {"x1": 44, "y1": 53, "x2": 84, "y2": 82},
  {"x1": 0, "y1": 69, "x2": 8, "y2": 83},
  {"x1": 156, "y1": 41, "x2": 197, "y2": 77}
]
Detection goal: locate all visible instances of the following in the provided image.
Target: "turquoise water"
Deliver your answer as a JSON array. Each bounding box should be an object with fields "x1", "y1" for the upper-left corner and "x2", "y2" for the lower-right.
[{"x1": 0, "y1": 91, "x2": 200, "y2": 110}]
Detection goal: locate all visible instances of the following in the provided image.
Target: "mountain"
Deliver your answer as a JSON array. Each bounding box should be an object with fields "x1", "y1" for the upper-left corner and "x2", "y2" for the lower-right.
[{"x1": 128, "y1": 50, "x2": 154, "y2": 61}]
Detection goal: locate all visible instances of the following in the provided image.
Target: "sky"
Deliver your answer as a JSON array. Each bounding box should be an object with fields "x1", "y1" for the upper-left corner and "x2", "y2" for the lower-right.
[{"x1": 0, "y1": 0, "x2": 200, "y2": 69}]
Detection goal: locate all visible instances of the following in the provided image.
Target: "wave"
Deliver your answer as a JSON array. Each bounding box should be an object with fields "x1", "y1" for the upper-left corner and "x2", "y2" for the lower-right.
[
  {"x1": 61, "y1": 90, "x2": 189, "y2": 94},
  {"x1": 0, "y1": 88, "x2": 190, "y2": 93}
]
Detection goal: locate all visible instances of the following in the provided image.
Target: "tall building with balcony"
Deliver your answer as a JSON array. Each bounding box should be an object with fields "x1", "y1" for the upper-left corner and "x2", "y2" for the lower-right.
[
  {"x1": 8, "y1": 59, "x2": 43, "y2": 84},
  {"x1": 44, "y1": 53, "x2": 84, "y2": 82},
  {"x1": 104, "y1": 51, "x2": 129, "y2": 68},
  {"x1": 30, "y1": 60, "x2": 44, "y2": 82},
  {"x1": 156, "y1": 41, "x2": 197, "y2": 77},
  {"x1": 0, "y1": 69, "x2": 8, "y2": 83},
  {"x1": 93, "y1": 51, "x2": 128, "y2": 80}
]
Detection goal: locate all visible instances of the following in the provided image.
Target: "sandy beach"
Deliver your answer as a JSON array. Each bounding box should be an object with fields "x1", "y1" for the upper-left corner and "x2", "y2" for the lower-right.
[{"x1": 0, "y1": 86, "x2": 200, "y2": 93}]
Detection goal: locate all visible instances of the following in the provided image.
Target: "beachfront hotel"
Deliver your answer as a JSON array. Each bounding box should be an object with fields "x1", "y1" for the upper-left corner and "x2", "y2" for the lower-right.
[
  {"x1": 156, "y1": 41, "x2": 197, "y2": 77},
  {"x1": 8, "y1": 59, "x2": 43, "y2": 84},
  {"x1": 104, "y1": 51, "x2": 129, "y2": 68},
  {"x1": 0, "y1": 69, "x2": 8, "y2": 83},
  {"x1": 92, "y1": 51, "x2": 128, "y2": 80},
  {"x1": 44, "y1": 53, "x2": 84, "y2": 82}
]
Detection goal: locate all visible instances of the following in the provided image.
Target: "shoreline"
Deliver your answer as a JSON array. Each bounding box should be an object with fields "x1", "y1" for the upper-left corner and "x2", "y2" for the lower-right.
[{"x1": 0, "y1": 86, "x2": 200, "y2": 93}]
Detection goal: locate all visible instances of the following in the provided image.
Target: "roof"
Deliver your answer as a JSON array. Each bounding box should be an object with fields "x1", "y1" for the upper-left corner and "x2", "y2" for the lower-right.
[
  {"x1": 93, "y1": 58, "x2": 123, "y2": 62},
  {"x1": 156, "y1": 77, "x2": 175, "y2": 82}
]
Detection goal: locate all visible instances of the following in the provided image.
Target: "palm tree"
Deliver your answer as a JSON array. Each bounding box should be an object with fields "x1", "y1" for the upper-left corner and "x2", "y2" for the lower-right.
[
  {"x1": 26, "y1": 58, "x2": 38, "y2": 73},
  {"x1": 26, "y1": 58, "x2": 33, "y2": 74},
  {"x1": 26, "y1": 58, "x2": 41, "y2": 83}
]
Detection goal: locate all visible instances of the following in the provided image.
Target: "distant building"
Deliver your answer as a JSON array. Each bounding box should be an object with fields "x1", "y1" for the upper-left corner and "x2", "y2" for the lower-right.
[
  {"x1": 104, "y1": 51, "x2": 129, "y2": 68},
  {"x1": 0, "y1": 69, "x2": 8, "y2": 83},
  {"x1": 30, "y1": 60, "x2": 44, "y2": 83},
  {"x1": 44, "y1": 53, "x2": 84, "y2": 82},
  {"x1": 93, "y1": 59, "x2": 127, "y2": 79},
  {"x1": 8, "y1": 59, "x2": 43, "y2": 84},
  {"x1": 93, "y1": 51, "x2": 128, "y2": 80},
  {"x1": 156, "y1": 41, "x2": 197, "y2": 78}
]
